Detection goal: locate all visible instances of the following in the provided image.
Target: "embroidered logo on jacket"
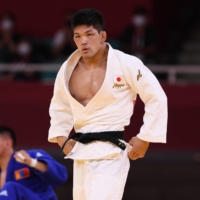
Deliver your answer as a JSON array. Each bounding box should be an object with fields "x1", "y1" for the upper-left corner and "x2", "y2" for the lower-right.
[
  {"x1": 0, "y1": 190, "x2": 8, "y2": 196},
  {"x1": 15, "y1": 168, "x2": 30, "y2": 180},
  {"x1": 36, "y1": 152, "x2": 43, "y2": 157},
  {"x1": 137, "y1": 70, "x2": 142, "y2": 81},
  {"x1": 113, "y1": 76, "x2": 125, "y2": 88}
]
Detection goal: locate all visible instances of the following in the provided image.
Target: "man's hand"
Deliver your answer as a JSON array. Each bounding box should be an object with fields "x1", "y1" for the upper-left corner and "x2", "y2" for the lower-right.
[
  {"x1": 14, "y1": 150, "x2": 48, "y2": 172},
  {"x1": 57, "y1": 136, "x2": 76, "y2": 156},
  {"x1": 128, "y1": 137, "x2": 149, "y2": 160},
  {"x1": 14, "y1": 150, "x2": 33, "y2": 166}
]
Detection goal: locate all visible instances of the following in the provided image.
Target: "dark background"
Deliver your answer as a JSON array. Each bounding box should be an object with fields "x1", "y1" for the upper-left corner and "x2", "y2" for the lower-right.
[
  {"x1": 1, "y1": 82, "x2": 200, "y2": 200},
  {"x1": 0, "y1": 0, "x2": 200, "y2": 199}
]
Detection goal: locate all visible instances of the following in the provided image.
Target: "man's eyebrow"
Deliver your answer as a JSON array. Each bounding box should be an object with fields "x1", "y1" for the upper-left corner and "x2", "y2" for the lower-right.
[
  {"x1": 74, "y1": 30, "x2": 94, "y2": 34},
  {"x1": 85, "y1": 30, "x2": 93, "y2": 33}
]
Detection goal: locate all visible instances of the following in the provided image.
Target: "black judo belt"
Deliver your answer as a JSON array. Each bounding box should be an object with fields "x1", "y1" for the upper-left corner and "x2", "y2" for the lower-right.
[{"x1": 61, "y1": 131, "x2": 126, "y2": 157}]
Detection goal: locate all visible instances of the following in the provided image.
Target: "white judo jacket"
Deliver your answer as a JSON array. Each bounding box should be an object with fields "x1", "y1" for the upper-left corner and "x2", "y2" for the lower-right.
[{"x1": 48, "y1": 43, "x2": 168, "y2": 160}]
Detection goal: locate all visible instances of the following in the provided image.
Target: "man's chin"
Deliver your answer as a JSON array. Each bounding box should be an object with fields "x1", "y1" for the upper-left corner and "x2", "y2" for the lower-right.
[{"x1": 81, "y1": 54, "x2": 92, "y2": 58}]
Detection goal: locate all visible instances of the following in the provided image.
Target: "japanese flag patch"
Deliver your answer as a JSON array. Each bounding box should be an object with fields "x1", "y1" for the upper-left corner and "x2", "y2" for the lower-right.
[{"x1": 113, "y1": 76, "x2": 125, "y2": 88}]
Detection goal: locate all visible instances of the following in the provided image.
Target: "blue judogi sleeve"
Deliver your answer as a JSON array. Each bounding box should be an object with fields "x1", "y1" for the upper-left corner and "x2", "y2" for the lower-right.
[
  {"x1": 1, "y1": 149, "x2": 68, "y2": 200},
  {"x1": 27, "y1": 149, "x2": 68, "y2": 188}
]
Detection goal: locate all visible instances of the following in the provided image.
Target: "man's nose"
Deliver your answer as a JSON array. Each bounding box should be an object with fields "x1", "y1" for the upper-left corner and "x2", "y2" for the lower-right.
[{"x1": 81, "y1": 36, "x2": 87, "y2": 45}]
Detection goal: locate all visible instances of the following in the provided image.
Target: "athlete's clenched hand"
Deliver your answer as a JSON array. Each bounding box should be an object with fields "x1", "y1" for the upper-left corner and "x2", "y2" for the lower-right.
[
  {"x1": 57, "y1": 136, "x2": 76, "y2": 156},
  {"x1": 128, "y1": 136, "x2": 149, "y2": 160}
]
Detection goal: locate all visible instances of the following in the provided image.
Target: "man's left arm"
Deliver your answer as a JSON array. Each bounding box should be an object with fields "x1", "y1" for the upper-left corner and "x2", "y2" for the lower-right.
[
  {"x1": 14, "y1": 150, "x2": 49, "y2": 171},
  {"x1": 14, "y1": 150, "x2": 68, "y2": 188},
  {"x1": 122, "y1": 56, "x2": 168, "y2": 160}
]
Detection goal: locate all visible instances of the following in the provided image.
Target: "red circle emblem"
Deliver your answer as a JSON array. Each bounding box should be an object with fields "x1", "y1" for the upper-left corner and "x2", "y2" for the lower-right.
[{"x1": 116, "y1": 77, "x2": 121, "y2": 82}]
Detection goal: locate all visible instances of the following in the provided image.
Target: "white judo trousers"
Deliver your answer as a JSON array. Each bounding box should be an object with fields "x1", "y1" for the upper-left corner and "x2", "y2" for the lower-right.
[{"x1": 73, "y1": 147, "x2": 130, "y2": 200}]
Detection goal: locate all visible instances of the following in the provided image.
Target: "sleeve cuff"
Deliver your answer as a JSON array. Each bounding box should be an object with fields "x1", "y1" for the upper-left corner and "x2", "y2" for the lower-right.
[
  {"x1": 48, "y1": 131, "x2": 69, "y2": 143},
  {"x1": 136, "y1": 134, "x2": 167, "y2": 143}
]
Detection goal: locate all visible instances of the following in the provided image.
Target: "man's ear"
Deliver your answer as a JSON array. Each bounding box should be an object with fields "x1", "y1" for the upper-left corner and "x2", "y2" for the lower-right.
[
  {"x1": 6, "y1": 138, "x2": 13, "y2": 149},
  {"x1": 100, "y1": 31, "x2": 107, "y2": 42}
]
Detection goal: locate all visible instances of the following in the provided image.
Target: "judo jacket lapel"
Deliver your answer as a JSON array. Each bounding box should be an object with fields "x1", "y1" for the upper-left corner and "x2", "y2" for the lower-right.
[{"x1": 71, "y1": 46, "x2": 114, "y2": 131}]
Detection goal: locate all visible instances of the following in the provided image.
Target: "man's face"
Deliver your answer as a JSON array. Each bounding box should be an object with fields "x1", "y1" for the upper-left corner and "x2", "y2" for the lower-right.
[{"x1": 73, "y1": 25, "x2": 105, "y2": 58}]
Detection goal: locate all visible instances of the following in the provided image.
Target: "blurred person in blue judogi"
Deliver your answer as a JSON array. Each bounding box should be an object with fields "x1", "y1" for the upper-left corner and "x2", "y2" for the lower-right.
[{"x1": 0, "y1": 126, "x2": 68, "y2": 200}]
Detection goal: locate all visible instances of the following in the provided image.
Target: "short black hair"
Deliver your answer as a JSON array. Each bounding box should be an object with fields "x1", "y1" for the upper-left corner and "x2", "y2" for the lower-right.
[
  {"x1": 71, "y1": 8, "x2": 105, "y2": 33},
  {"x1": 0, "y1": 126, "x2": 16, "y2": 148}
]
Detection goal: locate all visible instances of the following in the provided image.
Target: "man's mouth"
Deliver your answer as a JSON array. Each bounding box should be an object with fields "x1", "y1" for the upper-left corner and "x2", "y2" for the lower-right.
[{"x1": 82, "y1": 48, "x2": 89, "y2": 52}]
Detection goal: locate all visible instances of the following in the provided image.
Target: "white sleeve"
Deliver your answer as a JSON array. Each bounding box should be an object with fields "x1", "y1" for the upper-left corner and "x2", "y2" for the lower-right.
[
  {"x1": 48, "y1": 66, "x2": 74, "y2": 143},
  {"x1": 122, "y1": 56, "x2": 168, "y2": 143}
]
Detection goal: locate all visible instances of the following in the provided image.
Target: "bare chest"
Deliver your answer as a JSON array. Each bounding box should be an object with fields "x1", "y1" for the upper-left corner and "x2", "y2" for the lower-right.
[{"x1": 69, "y1": 64, "x2": 106, "y2": 106}]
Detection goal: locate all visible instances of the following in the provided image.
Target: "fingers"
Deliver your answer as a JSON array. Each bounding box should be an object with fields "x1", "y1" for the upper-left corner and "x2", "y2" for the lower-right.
[
  {"x1": 68, "y1": 139, "x2": 76, "y2": 146},
  {"x1": 128, "y1": 150, "x2": 141, "y2": 160},
  {"x1": 14, "y1": 151, "x2": 25, "y2": 159},
  {"x1": 138, "y1": 154, "x2": 145, "y2": 158},
  {"x1": 15, "y1": 152, "x2": 25, "y2": 163},
  {"x1": 15, "y1": 153, "x2": 25, "y2": 163},
  {"x1": 128, "y1": 147, "x2": 145, "y2": 160},
  {"x1": 14, "y1": 150, "x2": 31, "y2": 165},
  {"x1": 127, "y1": 136, "x2": 149, "y2": 160},
  {"x1": 63, "y1": 140, "x2": 76, "y2": 156},
  {"x1": 128, "y1": 152, "x2": 144, "y2": 160},
  {"x1": 17, "y1": 152, "x2": 25, "y2": 160}
]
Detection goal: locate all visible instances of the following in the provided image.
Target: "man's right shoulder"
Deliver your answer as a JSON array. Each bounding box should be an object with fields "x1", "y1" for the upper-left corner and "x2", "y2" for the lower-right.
[{"x1": 59, "y1": 49, "x2": 80, "y2": 71}]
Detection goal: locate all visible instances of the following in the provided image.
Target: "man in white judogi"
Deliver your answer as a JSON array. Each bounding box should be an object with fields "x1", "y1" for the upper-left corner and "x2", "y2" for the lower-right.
[{"x1": 48, "y1": 8, "x2": 168, "y2": 200}]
